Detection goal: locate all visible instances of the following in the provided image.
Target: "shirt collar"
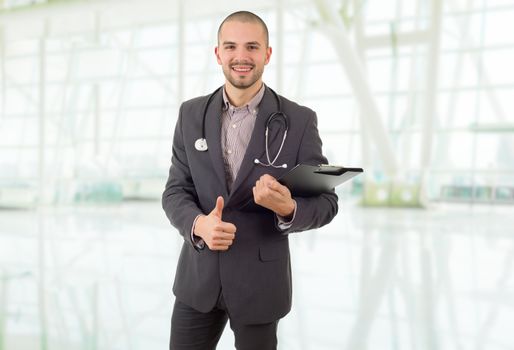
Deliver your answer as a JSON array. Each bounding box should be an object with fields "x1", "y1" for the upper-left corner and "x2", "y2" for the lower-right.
[{"x1": 222, "y1": 83, "x2": 266, "y2": 114}]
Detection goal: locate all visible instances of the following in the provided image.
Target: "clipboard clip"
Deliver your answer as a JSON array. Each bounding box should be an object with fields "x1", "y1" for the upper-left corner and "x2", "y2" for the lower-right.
[{"x1": 315, "y1": 164, "x2": 345, "y2": 176}]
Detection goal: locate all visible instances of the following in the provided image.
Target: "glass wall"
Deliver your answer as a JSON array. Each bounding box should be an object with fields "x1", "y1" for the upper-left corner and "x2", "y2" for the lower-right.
[
  {"x1": 4, "y1": 1, "x2": 514, "y2": 206},
  {"x1": 1, "y1": 0, "x2": 512, "y2": 208},
  {"x1": 1, "y1": 1, "x2": 514, "y2": 350}
]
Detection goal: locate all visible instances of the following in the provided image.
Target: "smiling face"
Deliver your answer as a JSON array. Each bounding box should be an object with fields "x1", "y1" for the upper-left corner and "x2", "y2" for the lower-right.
[{"x1": 215, "y1": 20, "x2": 272, "y2": 91}]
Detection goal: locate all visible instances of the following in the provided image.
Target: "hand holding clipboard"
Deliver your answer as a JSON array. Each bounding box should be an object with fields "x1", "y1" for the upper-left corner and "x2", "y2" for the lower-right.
[{"x1": 278, "y1": 164, "x2": 363, "y2": 196}]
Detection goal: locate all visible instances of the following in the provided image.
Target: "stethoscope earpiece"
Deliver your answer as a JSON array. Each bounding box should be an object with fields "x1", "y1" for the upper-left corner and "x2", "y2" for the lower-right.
[{"x1": 254, "y1": 159, "x2": 287, "y2": 169}]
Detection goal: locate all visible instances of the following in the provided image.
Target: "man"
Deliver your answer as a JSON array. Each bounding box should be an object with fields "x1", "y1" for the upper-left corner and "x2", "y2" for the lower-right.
[{"x1": 162, "y1": 11, "x2": 338, "y2": 350}]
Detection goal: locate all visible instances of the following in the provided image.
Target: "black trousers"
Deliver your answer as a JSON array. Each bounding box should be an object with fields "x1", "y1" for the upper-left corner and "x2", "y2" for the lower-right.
[{"x1": 170, "y1": 292, "x2": 278, "y2": 350}]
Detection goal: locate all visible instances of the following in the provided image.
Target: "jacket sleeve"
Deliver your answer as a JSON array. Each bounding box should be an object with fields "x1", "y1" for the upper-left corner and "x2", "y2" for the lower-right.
[
  {"x1": 162, "y1": 103, "x2": 203, "y2": 247},
  {"x1": 278, "y1": 111, "x2": 339, "y2": 233}
]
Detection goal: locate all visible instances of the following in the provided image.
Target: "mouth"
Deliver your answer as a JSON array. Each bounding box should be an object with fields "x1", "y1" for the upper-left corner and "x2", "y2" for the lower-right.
[{"x1": 231, "y1": 65, "x2": 253, "y2": 74}]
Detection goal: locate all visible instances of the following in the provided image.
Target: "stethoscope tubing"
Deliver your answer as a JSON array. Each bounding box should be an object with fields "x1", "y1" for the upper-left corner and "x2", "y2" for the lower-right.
[{"x1": 196, "y1": 85, "x2": 289, "y2": 168}]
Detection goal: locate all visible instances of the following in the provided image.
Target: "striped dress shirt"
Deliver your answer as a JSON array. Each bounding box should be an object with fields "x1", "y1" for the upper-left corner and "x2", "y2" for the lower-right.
[{"x1": 221, "y1": 84, "x2": 265, "y2": 190}]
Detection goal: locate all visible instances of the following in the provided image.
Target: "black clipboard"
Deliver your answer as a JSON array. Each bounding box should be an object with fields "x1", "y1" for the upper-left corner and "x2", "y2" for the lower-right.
[{"x1": 278, "y1": 164, "x2": 363, "y2": 196}]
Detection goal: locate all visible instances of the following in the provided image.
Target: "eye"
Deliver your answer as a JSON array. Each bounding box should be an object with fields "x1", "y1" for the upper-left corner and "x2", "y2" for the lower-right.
[
  {"x1": 248, "y1": 45, "x2": 258, "y2": 50},
  {"x1": 224, "y1": 45, "x2": 235, "y2": 50}
]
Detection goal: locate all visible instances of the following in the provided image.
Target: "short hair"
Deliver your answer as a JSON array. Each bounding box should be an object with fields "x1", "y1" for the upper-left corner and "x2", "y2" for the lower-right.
[{"x1": 217, "y1": 11, "x2": 269, "y2": 47}]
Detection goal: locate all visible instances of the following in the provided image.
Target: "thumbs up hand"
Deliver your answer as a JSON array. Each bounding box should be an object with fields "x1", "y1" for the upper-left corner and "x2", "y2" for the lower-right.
[{"x1": 194, "y1": 196, "x2": 237, "y2": 251}]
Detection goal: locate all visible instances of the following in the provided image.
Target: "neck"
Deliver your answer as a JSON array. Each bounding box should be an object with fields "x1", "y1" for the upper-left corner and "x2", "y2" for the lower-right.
[{"x1": 224, "y1": 80, "x2": 263, "y2": 107}]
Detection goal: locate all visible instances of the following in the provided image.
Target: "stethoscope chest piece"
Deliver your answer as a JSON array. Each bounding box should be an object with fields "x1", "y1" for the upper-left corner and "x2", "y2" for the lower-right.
[{"x1": 195, "y1": 138, "x2": 208, "y2": 151}]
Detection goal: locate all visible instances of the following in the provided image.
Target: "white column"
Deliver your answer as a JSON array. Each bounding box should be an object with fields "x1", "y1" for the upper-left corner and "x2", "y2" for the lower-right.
[
  {"x1": 0, "y1": 25, "x2": 5, "y2": 120},
  {"x1": 353, "y1": 0, "x2": 372, "y2": 179},
  {"x1": 94, "y1": 12, "x2": 101, "y2": 157},
  {"x1": 38, "y1": 20, "x2": 49, "y2": 204},
  {"x1": 37, "y1": 20, "x2": 50, "y2": 350},
  {"x1": 275, "y1": 0, "x2": 284, "y2": 93},
  {"x1": 419, "y1": 0, "x2": 442, "y2": 201},
  {"x1": 0, "y1": 271, "x2": 6, "y2": 350},
  {"x1": 177, "y1": 0, "x2": 185, "y2": 102},
  {"x1": 314, "y1": 0, "x2": 399, "y2": 177}
]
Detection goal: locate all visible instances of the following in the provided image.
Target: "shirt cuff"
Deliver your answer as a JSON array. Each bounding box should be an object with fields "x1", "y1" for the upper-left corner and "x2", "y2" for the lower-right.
[
  {"x1": 276, "y1": 200, "x2": 297, "y2": 230},
  {"x1": 191, "y1": 214, "x2": 206, "y2": 250}
]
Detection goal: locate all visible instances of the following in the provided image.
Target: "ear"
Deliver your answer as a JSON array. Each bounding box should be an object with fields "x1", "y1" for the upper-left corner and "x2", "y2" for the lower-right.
[
  {"x1": 215, "y1": 46, "x2": 222, "y2": 65},
  {"x1": 264, "y1": 46, "x2": 272, "y2": 65}
]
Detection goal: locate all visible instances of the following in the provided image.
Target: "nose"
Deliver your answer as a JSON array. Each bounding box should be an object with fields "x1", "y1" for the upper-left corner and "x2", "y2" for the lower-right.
[{"x1": 233, "y1": 47, "x2": 251, "y2": 62}]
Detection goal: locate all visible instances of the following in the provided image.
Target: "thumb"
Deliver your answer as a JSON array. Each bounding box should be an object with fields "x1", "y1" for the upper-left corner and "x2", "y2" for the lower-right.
[
  {"x1": 268, "y1": 180, "x2": 288, "y2": 196},
  {"x1": 211, "y1": 196, "x2": 224, "y2": 218}
]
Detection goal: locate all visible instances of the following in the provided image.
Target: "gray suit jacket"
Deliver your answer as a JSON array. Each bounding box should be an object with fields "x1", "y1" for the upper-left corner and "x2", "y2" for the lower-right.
[{"x1": 162, "y1": 86, "x2": 338, "y2": 325}]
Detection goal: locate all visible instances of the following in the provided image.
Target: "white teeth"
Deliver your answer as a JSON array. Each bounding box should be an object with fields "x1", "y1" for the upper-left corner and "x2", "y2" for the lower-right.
[{"x1": 233, "y1": 66, "x2": 252, "y2": 72}]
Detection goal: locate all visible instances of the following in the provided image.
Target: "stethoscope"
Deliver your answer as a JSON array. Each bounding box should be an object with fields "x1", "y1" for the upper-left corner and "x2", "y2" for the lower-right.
[{"x1": 195, "y1": 85, "x2": 289, "y2": 169}]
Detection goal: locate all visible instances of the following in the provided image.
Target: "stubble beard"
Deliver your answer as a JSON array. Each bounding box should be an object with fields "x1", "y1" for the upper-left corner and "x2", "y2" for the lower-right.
[{"x1": 222, "y1": 64, "x2": 264, "y2": 90}]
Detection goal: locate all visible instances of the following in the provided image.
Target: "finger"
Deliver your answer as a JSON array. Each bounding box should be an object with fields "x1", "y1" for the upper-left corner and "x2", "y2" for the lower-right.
[
  {"x1": 212, "y1": 225, "x2": 236, "y2": 238},
  {"x1": 219, "y1": 222, "x2": 237, "y2": 234},
  {"x1": 257, "y1": 178, "x2": 270, "y2": 193},
  {"x1": 212, "y1": 239, "x2": 233, "y2": 246},
  {"x1": 212, "y1": 230, "x2": 235, "y2": 240},
  {"x1": 211, "y1": 239, "x2": 233, "y2": 247},
  {"x1": 260, "y1": 174, "x2": 276, "y2": 183},
  {"x1": 258, "y1": 175, "x2": 272, "y2": 188},
  {"x1": 266, "y1": 180, "x2": 279, "y2": 190},
  {"x1": 210, "y1": 244, "x2": 229, "y2": 251},
  {"x1": 268, "y1": 180, "x2": 289, "y2": 196},
  {"x1": 212, "y1": 196, "x2": 224, "y2": 218},
  {"x1": 253, "y1": 184, "x2": 266, "y2": 203},
  {"x1": 252, "y1": 186, "x2": 260, "y2": 204}
]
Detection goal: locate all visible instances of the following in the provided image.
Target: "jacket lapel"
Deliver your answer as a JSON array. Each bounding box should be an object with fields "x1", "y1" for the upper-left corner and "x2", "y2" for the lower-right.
[
  {"x1": 204, "y1": 88, "x2": 229, "y2": 198},
  {"x1": 229, "y1": 87, "x2": 276, "y2": 198}
]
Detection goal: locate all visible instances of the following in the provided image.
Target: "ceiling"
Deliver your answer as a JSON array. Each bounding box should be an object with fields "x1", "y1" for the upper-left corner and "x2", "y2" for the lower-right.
[{"x1": 0, "y1": 0, "x2": 313, "y2": 41}]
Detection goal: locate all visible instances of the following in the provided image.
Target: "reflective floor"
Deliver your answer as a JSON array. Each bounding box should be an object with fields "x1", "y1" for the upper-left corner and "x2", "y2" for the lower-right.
[{"x1": 1, "y1": 201, "x2": 513, "y2": 350}]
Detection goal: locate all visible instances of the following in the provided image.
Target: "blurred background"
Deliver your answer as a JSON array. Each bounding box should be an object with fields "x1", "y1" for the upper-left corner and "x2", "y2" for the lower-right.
[{"x1": 1, "y1": 0, "x2": 513, "y2": 349}]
